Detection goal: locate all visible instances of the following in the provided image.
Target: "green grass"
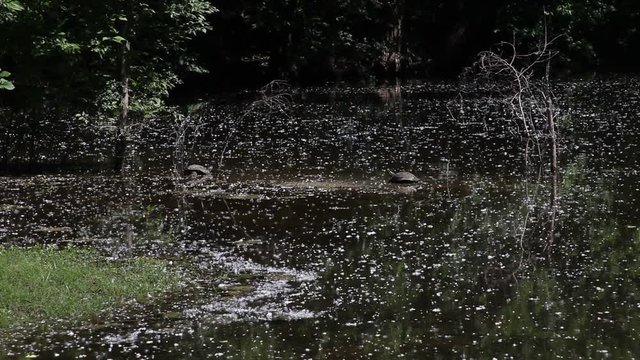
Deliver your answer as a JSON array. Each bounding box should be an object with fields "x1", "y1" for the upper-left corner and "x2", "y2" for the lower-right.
[{"x1": 0, "y1": 246, "x2": 180, "y2": 329}]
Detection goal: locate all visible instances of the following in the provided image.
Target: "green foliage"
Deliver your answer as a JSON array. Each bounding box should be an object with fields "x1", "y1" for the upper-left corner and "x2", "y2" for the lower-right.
[
  {"x1": 0, "y1": 246, "x2": 179, "y2": 329},
  {"x1": 0, "y1": 69, "x2": 13, "y2": 90},
  {"x1": 0, "y1": 0, "x2": 23, "y2": 22},
  {"x1": 0, "y1": 0, "x2": 216, "y2": 124},
  {"x1": 88, "y1": 0, "x2": 216, "y2": 120},
  {"x1": 0, "y1": 0, "x2": 21, "y2": 91},
  {"x1": 3, "y1": 0, "x2": 640, "y2": 167},
  {"x1": 473, "y1": 2, "x2": 585, "y2": 70}
]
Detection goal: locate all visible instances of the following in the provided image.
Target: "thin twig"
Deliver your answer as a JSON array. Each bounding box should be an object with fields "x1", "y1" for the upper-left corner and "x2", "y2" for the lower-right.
[{"x1": 218, "y1": 80, "x2": 292, "y2": 171}]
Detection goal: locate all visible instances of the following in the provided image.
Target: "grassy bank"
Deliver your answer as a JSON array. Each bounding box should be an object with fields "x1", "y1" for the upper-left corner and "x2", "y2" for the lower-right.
[{"x1": 0, "y1": 246, "x2": 180, "y2": 329}]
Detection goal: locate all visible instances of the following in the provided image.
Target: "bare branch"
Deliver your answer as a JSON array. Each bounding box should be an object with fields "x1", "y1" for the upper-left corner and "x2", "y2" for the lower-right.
[{"x1": 218, "y1": 80, "x2": 292, "y2": 171}]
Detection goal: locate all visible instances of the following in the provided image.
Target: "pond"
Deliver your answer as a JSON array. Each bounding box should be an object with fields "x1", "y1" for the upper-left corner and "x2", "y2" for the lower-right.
[{"x1": 2, "y1": 77, "x2": 640, "y2": 359}]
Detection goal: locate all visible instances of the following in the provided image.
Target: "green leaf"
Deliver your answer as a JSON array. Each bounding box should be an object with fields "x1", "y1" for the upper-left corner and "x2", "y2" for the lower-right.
[
  {"x1": 103, "y1": 36, "x2": 127, "y2": 44},
  {"x1": 0, "y1": 79, "x2": 15, "y2": 90},
  {"x1": 0, "y1": 70, "x2": 10, "y2": 78},
  {"x1": 3, "y1": 1, "x2": 24, "y2": 12},
  {"x1": 58, "y1": 41, "x2": 81, "y2": 54}
]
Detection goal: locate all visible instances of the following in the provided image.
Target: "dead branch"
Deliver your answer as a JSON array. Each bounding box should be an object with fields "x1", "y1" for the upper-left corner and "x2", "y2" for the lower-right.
[
  {"x1": 453, "y1": 23, "x2": 563, "y2": 177},
  {"x1": 218, "y1": 80, "x2": 292, "y2": 171},
  {"x1": 171, "y1": 107, "x2": 206, "y2": 184}
]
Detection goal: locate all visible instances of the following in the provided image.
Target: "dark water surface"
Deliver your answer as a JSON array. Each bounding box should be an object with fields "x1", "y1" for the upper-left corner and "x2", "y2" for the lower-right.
[{"x1": 2, "y1": 78, "x2": 640, "y2": 359}]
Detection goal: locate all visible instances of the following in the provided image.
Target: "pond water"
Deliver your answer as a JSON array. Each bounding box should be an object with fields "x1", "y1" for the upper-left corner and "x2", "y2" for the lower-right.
[{"x1": 2, "y1": 78, "x2": 640, "y2": 359}]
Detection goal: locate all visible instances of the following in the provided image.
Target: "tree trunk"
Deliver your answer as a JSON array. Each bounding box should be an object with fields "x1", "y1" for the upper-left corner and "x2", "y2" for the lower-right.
[
  {"x1": 547, "y1": 97, "x2": 557, "y2": 176},
  {"x1": 386, "y1": 0, "x2": 405, "y2": 73},
  {"x1": 113, "y1": 19, "x2": 130, "y2": 173},
  {"x1": 546, "y1": 92, "x2": 558, "y2": 251},
  {"x1": 394, "y1": 0, "x2": 404, "y2": 73}
]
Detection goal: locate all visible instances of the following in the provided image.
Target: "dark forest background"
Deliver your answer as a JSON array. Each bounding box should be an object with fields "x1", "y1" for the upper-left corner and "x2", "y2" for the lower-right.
[
  {"x1": 1, "y1": 0, "x2": 640, "y2": 168},
  {"x1": 193, "y1": 0, "x2": 640, "y2": 88}
]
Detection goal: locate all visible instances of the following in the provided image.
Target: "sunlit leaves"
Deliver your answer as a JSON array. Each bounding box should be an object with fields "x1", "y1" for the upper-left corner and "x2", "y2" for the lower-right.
[
  {"x1": 0, "y1": 0, "x2": 23, "y2": 12},
  {"x1": 34, "y1": 33, "x2": 82, "y2": 55},
  {"x1": 0, "y1": 68, "x2": 14, "y2": 90},
  {"x1": 0, "y1": 0, "x2": 23, "y2": 91},
  {"x1": 0, "y1": 0, "x2": 216, "y2": 147},
  {"x1": 104, "y1": 35, "x2": 127, "y2": 44},
  {"x1": 168, "y1": 1, "x2": 217, "y2": 35},
  {"x1": 0, "y1": 0, "x2": 23, "y2": 22},
  {"x1": 94, "y1": 0, "x2": 216, "y2": 120},
  {"x1": 0, "y1": 80, "x2": 14, "y2": 91}
]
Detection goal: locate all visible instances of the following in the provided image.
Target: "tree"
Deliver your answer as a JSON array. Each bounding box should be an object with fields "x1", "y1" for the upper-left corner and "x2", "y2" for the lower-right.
[
  {"x1": 91, "y1": 0, "x2": 217, "y2": 171},
  {"x1": 462, "y1": 34, "x2": 561, "y2": 173},
  {"x1": 0, "y1": 0, "x2": 216, "y2": 169},
  {"x1": 493, "y1": 0, "x2": 613, "y2": 71}
]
